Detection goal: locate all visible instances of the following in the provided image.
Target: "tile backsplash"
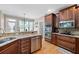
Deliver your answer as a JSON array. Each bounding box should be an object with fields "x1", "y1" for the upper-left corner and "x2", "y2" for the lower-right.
[{"x1": 58, "y1": 28, "x2": 79, "y2": 35}]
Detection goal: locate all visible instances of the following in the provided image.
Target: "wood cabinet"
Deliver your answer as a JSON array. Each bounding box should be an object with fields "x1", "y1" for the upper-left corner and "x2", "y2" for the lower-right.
[
  {"x1": 0, "y1": 40, "x2": 19, "y2": 54},
  {"x1": 45, "y1": 14, "x2": 53, "y2": 25},
  {"x1": 67, "y1": 7, "x2": 76, "y2": 20},
  {"x1": 51, "y1": 33, "x2": 79, "y2": 53},
  {"x1": 75, "y1": 7, "x2": 79, "y2": 28},
  {"x1": 56, "y1": 13, "x2": 60, "y2": 28},
  {"x1": 0, "y1": 35, "x2": 42, "y2": 54},
  {"x1": 19, "y1": 35, "x2": 42, "y2": 53},
  {"x1": 57, "y1": 35, "x2": 76, "y2": 53},
  {"x1": 51, "y1": 34, "x2": 57, "y2": 45},
  {"x1": 59, "y1": 5, "x2": 77, "y2": 21},
  {"x1": 45, "y1": 13, "x2": 57, "y2": 28},
  {"x1": 76, "y1": 38, "x2": 79, "y2": 53},
  {"x1": 45, "y1": 13, "x2": 58, "y2": 43},
  {"x1": 19, "y1": 38, "x2": 31, "y2": 54},
  {"x1": 60, "y1": 10, "x2": 68, "y2": 20}
]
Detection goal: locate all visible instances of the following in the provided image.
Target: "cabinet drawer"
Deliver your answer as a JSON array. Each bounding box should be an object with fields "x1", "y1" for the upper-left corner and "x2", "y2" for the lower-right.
[
  {"x1": 21, "y1": 44, "x2": 30, "y2": 48},
  {"x1": 35, "y1": 36, "x2": 40, "y2": 39},
  {"x1": 57, "y1": 35, "x2": 75, "y2": 44},
  {"x1": 21, "y1": 47, "x2": 30, "y2": 50},
  {"x1": 21, "y1": 49, "x2": 30, "y2": 54},
  {"x1": 57, "y1": 39, "x2": 75, "y2": 52},
  {"x1": 21, "y1": 40, "x2": 30, "y2": 44}
]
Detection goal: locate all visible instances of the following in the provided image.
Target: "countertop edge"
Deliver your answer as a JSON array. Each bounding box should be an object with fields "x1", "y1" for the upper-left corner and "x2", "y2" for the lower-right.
[{"x1": 0, "y1": 34, "x2": 42, "y2": 47}]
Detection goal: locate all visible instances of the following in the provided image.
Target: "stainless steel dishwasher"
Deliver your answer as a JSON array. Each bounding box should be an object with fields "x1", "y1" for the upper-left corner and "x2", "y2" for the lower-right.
[{"x1": 31, "y1": 36, "x2": 41, "y2": 53}]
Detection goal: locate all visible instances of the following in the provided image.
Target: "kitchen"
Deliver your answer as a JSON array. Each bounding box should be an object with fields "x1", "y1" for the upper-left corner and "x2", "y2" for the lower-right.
[{"x1": 0, "y1": 4, "x2": 79, "y2": 54}]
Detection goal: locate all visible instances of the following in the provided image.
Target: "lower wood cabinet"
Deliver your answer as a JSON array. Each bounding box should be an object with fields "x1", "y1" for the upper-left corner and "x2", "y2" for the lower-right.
[
  {"x1": 57, "y1": 39, "x2": 75, "y2": 53},
  {"x1": 56, "y1": 35, "x2": 79, "y2": 53},
  {"x1": 57, "y1": 35, "x2": 76, "y2": 53},
  {"x1": 0, "y1": 40, "x2": 19, "y2": 54},
  {"x1": 19, "y1": 38, "x2": 31, "y2": 54},
  {"x1": 0, "y1": 35, "x2": 42, "y2": 54},
  {"x1": 19, "y1": 35, "x2": 42, "y2": 54},
  {"x1": 75, "y1": 39, "x2": 79, "y2": 54},
  {"x1": 51, "y1": 34, "x2": 57, "y2": 45}
]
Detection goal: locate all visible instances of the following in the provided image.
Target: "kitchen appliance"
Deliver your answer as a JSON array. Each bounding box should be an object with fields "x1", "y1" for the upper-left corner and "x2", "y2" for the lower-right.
[
  {"x1": 31, "y1": 37, "x2": 41, "y2": 53},
  {"x1": 45, "y1": 25, "x2": 52, "y2": 39},
  {"x1": 45, "y1": 13, "x2": 58, "y2": 43},
  {"x1": 59, "y1": 20, "x2": 75, "y2": 28}
]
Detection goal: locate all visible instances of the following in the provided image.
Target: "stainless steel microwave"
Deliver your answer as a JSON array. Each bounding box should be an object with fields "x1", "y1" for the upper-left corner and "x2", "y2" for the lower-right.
[{"x1": 59, "y1": 20, "x2": 75, "y2": 28}]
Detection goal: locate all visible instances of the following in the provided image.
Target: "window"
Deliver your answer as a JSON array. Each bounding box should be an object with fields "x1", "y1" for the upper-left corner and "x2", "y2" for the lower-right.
[
  {"x1": 19, "y1": 20, "x2": 25, "y2": 32},
  {"x1": 5, "y1": 16, "x2": 34, "y2": 32},
  {"x1": 7, "y1": 18, "x2": 16, "y2": 32},
  {"x1": 28, "y1": 21, "x2": 34, "y2": 31},
  {"x1": 19, "y1": 20, "x2": 34, "y2": 32},
  {"x1": 25, "y1": 20, "x2": 29, "y2": 31}
]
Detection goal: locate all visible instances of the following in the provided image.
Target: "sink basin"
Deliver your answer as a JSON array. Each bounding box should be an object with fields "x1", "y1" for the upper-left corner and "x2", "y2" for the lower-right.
[
  {"x1": 0, "y1": 40, "x2": 7, "y2": 44},
  {"x1": 0, "y1": 37, "x2": 16, "y2": 44}
]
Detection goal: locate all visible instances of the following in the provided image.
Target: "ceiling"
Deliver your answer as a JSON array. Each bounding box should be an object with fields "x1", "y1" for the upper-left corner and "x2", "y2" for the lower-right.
[{"x1": 0, "y1": 4, "x2": 74, "y2": 19}]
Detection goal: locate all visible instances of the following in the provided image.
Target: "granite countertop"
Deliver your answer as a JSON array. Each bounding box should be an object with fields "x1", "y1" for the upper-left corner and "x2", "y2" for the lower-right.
[
  {"x1": 52, "y1": 33, "x2": 79, "y2": 38},
  {"x1": 0, "y1": 34, "x2": 41, "y2": 47}
]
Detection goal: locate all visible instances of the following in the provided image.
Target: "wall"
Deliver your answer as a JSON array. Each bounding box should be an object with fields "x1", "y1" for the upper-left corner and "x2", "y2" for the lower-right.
[
  {"x1": 35, "y1": 16, "x2": 45, "y2": 39},
  {"x1": 0, "y1": 11, "x2": 5, "y2": 35},
  {"x1": 34, "y1": 19, "x2": 39, "y2": 33}
]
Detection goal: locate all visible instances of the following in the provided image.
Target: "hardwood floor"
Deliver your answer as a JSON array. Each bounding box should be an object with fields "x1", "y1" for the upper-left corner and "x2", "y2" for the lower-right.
[
  {"x1": 34, "y1": 40, "x2": 72, "y2": 54},
  {"x1": 34, "y1": 40, "x2": 62, "y2": 54}
]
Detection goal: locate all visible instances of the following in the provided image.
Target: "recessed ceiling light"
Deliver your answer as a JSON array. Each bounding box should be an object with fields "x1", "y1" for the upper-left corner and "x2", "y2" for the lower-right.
[
  {"x1": 48, "y1": 9, "x2": 53, "y2": 12},
  {"x1": 48, "y1": 9, "x2": 52, "y2": 12}
]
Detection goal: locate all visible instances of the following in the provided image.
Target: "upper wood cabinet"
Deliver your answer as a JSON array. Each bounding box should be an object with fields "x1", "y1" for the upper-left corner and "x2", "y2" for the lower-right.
[
  {"x1": 59, "y1": 10, "x2": 68, "y2": 20},
  {"x1": 67, "y1": 6, "x2": 76, "y2": 20},
  {"x1": 56, "y1": 13, "x2": 60, "y2": 28},
  {"x1": 75, "y1": 7, "x2": 79, "y2": 28},
  {"x1": 59, "y1": 5, "x2": 77, "y2": 21},
  {"x1": 45, "y1": 14, "x2": 55, "y2": 26}
]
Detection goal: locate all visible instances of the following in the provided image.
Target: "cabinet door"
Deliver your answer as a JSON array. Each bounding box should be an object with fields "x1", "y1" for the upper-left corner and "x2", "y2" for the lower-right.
[
  {"x1": 59, "y1": 6, "x2": 76, "y2": 21},
  {"x1": 76, "y1": 7, "x2": 79, "y2": 28},
  {"x1": 57, "y1": 39, "x2": 75, "y2": 52},
  {"x1": 60, "y1": 10, "x2": 68, "y2": 20},
  {"x1": 51, "y1": 34, "x2": 57, "y2": 45},
  {"x1": 0, "y1": 40, "x2": 18, "y2": 54},
  {"x1": 59, "y1": 12, "x2": 64, "y2": 20},
  {"x1": 76, "y1": 39, "x2": 79, "y2": 53},
  {"x1": 68, "y1": 7, "x2": 76, "y2": 20},
  {"x1": 20, "y1": 38, "x2": 31, "y2": 54},
  {"x1": 45, "y1": 14, "x2": 53, "y2": 25},
  {"x1": 57, "y1": 35, "x2": 76, "y2": 53},
  {"x1": 64, "y1": 10, "x2": 68, "y2": 20}
]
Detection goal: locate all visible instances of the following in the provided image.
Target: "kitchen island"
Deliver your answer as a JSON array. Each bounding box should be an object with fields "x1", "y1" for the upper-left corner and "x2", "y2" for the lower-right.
[{"x1": 0, "y1": 34, "x2": 42, "y2": 54}]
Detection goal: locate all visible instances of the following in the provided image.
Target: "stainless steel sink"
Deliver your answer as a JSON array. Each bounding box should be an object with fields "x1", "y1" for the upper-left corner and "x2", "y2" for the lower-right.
[
  {"x1": 0, "y1": 37, "x2": 16, "y2": 44},
  {"x1": 0, "y1": 40, "x2": 7, "y2": 44}
]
